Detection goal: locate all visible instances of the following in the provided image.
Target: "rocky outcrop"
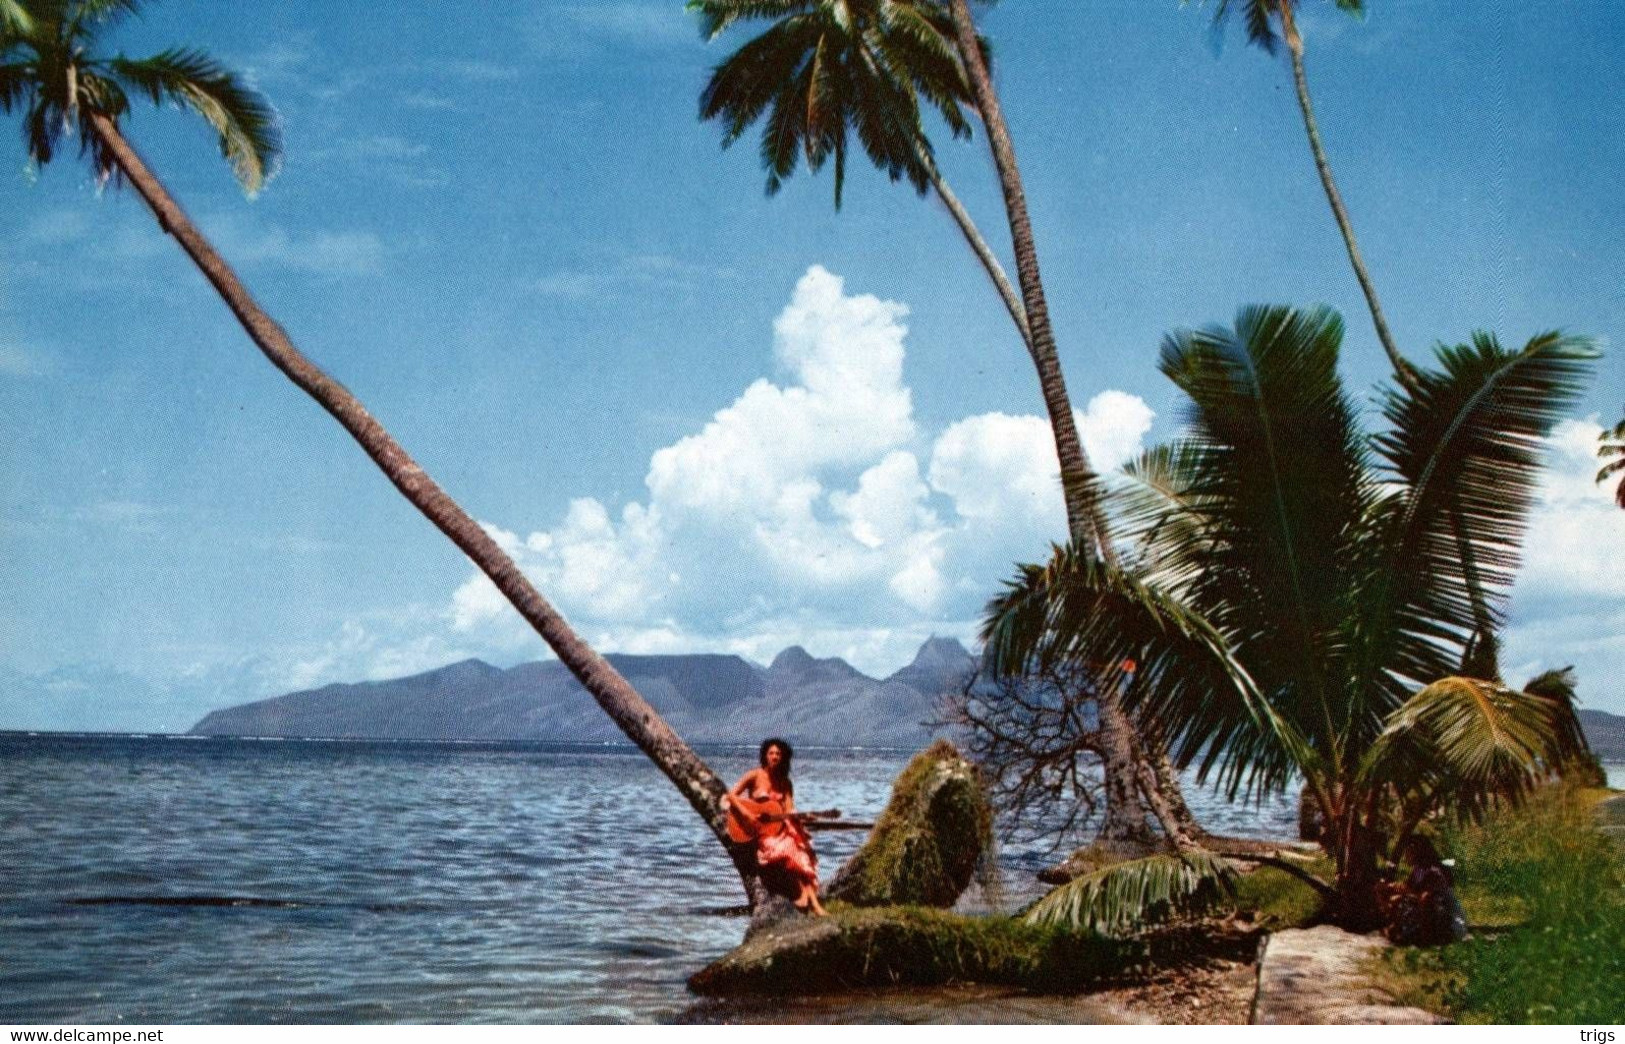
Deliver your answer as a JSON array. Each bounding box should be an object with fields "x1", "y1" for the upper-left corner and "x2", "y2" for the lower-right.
[
  {"x1": 825, "y1": 740, "x2": 993, "y2": 907},
  {"x1": 1250, "y1": 925, "x2": 1446, "y2": 1024}
]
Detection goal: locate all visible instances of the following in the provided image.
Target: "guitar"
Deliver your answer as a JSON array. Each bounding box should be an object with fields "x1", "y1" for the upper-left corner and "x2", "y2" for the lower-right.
[{"x1": 723, "y1": 795, "x2": 841, "y2": 844}]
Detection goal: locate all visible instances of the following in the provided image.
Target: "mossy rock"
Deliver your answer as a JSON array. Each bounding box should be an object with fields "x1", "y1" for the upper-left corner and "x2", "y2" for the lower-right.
[
  {"x1": 825, "y1": 739, "x2": 993, "y2": 908},
  {"x1": 687, "y1": 905, "x2": 1130, "y2": 996}
]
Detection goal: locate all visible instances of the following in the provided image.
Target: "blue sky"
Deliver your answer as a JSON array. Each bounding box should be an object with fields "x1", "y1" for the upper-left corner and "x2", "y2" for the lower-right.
[{"x1": 2, "y1": 1, "x2": 1623, "y2": 731}]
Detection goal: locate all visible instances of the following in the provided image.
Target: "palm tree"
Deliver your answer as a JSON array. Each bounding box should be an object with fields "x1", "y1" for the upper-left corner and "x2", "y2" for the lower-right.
[
  {"x1": 1598, "y1": 412, "x2": 1625, "y2": 509},
  {"x1": 985, "y1": 304, "x2": 1595, "y2": 927},
  {"x1": 1203, "y1": 0, "x2": 1422, "y2": 390},
  {"x1": 938, "y1": 0, "x2": 1187, "y2": 845},
  {"x1": 695, "y1": 0, "x2": 1187, "y2": 845},
  {"x1": 690, "y1": 0, "x2": 1031, "y2": 348},
  {"x1": 1, "y1": 0, "x2": 771, "y2": 907}
]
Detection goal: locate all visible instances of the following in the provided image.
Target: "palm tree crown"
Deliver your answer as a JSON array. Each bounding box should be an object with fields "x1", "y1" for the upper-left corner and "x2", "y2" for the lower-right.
[
  {"x1": 1, "y1": 0, "x2": 279, "y2": 192},
  {"x1": 691, "y1": 0, "x2": 983, "y2": 208}
]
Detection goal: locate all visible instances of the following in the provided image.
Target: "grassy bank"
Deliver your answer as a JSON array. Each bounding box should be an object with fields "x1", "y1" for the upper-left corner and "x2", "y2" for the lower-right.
[{"x1": 1382, "y1": 785, "x2": 1624, "y2": 1023}]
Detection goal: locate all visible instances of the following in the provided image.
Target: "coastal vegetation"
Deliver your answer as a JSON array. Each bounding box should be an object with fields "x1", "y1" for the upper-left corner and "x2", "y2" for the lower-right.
[
  {"x1": 984, "y1": 305, "x2": 1596, "y2": 927},
  {"x1": 824, "y1": 740, "x2": 995, "y2": 909},
  {"x1": 1381, "y1": 785, "x2": 1625, "y2": 1023}
]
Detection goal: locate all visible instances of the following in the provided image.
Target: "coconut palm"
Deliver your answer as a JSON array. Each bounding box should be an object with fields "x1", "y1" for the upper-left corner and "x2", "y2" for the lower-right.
[
  {"x1": 1203, "y1": 0, "x2": 1421, "y2": 390},
  {"x1": 1598, "y1": 412, "x2": 1625, "y2": 509},
  {"x1": 985, "y1": 304, "x2": 1595, "y2": 927},
  {"x1": 695, "y1": 0, "x2": 1188, "y2": 845},
  {"x1": 938, "y1": 0, "x2": 1189, "y2": 844},
  {"x1": 1, "y1": 0, "x2": 771, "y2": 906}
]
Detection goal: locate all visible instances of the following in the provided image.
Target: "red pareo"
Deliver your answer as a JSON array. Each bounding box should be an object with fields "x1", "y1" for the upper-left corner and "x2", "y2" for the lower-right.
[
  {"x1": 749, "y1": 782, "x2": 818, "y2": 887},
  {"x1": 756, "y1": 816, "x2": 818, "y2": 886}
]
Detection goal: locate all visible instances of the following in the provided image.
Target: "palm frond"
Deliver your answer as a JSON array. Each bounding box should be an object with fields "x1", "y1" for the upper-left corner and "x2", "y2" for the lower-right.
[
  {"x1": 1201, "y1": 0, "x2": 1279, "y2": 54},
  {"x1": 1024, "y1": 849, "x2": 1237, "y2": 936},
  {"x1": 1599, "y1": 414, "x2": 1625, "y2": 509},
  {"x1": 1366, "y1": 331, "x2": 1597, "y2": 701},
  {"x1": 686, "y1": 0, "x2": 809, "y2": 39},
  {"x1": 72, "y1": 68, "x2": 126, "y2": 180},
  {"x1": 1158, "y1": 304, "x2": 1375, "y2": 764},
  {"x1": 698, "y1": 14, "x2": 823, "y2": 144},
  {"x1": 697, "y1": 0, "x2": 960, "y2": 205},
  {"x1": 0, "y1": 60, "x2": 31, "y2": 111},
  {"x1": 1521, "y1": 665, "x2": 1576, "y2": 704},
  {"x1": 107, "y1": 47, "x2": 281, "y2": 193},
  {"x1": 981, "y1": 541, "x2": 1320, "y2": 799},
  {"x1": 1111, "y1": 439, "x2": 1215, "y2": 591},
  {"x1": 70, "y1": 0, "x2": 142, "y2": 25},
  {"x1": 1357, "y1": 676, "x2": 1590, "y2": 824},
  {"x1": 0, "y1": 0, "x2": 32, "y2": 35}
]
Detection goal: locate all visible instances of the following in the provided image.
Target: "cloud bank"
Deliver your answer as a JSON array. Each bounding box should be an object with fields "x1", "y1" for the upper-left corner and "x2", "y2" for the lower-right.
[{"x1": 449, "y1": 265, "x2": 1154, "y2": 675}]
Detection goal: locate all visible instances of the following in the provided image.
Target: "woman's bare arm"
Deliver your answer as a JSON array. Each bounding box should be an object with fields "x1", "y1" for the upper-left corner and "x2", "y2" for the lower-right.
[{"x1": 722, "y1": 768, "x2": 761, "y2": 811}]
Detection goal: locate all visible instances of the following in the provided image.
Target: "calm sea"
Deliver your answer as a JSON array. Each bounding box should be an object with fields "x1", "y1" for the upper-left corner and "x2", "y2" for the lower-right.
[{"x1": 2, "y1": 733, "x2": 1615, "y2": 1024}]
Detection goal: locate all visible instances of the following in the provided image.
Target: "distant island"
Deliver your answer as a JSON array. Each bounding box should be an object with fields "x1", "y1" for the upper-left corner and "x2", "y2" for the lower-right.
[
  {"x1": 189, "y1": 637, "x2": 979, "y2": 748},
  {"x1": 188, "y1": 641, "x2": 1625, "y2": 758},
  {"x1": 1579, "y1": 709, "x2": 1625, "y2": 761}
]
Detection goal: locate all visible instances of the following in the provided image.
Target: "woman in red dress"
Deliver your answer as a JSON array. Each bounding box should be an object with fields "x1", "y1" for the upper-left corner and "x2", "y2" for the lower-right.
[{"x1": 722, "y1": 738, "x2": 827, "y2": 916}]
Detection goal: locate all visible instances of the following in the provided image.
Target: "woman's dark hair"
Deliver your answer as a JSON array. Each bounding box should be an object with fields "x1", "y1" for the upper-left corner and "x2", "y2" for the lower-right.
[
  {"x1": 1402, "y1": 834, "x2": 1450, "y2": 883},
  {"x1": 759, "y1": 737, "x2": 794, "y2": 795}
]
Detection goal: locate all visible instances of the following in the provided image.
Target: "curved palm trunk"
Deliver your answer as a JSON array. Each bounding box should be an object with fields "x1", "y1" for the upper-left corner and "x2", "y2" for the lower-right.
[
  {"x1": 944, "y1": 0, "x2": 1167, "y2": 846},
  {"x1": 916, "y1": 143, "x2": 1032, "y2": 350},
  {"x1": 88, "y1": 112, "x2": 771, "y2": 909},
  {"x1": 1146, "y1": 746, "x2": 1209, "y2": 842},
  {"x1": 1278, "y1": 4, "x2": 1419, "y2": 391}
]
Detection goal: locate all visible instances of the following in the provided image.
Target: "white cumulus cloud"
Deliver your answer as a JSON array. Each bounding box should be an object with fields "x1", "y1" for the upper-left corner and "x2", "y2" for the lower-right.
[
  {"x1": 429, "y1": 266, "x2": 1155, "y2": 677},
  {"x1": 1503, "y1": 417, "x2": 1625, "y2": 706}
]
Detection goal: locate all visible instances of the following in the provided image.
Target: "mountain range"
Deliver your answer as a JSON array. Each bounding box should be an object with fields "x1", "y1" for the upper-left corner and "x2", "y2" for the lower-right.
[
  {"x1": 187, "y1": 644, "x2": 1625, "y2": 757},
  {"x1": 188, "y1": 637, "x2": 980, "y2": 748}
]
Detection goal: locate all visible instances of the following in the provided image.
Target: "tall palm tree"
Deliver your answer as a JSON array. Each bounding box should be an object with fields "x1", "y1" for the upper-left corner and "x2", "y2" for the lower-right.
[
  {"x1": 986, "y1": 304, "x2": 1596, "y2": 926},
  {"x1": 1204, "y1": 0, "x2": 1421, "y2": 390},
  {"x1": 693, "y1": 0, "x2": 1176, "y2": 843},
  {"x1": 939, "y1": 0, "x2": 1184, "y2": 844},
  {"x1": 2, "y1": 0, "x2": 770, "y2": 906}
]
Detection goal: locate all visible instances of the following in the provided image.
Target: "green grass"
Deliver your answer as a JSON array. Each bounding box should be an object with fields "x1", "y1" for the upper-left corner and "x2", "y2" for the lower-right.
[
  {"x1": 1382, "y1": 786, "x2": 1625, "y2": 1024},
  {"x1": 1230, "y1": 860, "x2": 1329, "y2": 930}
]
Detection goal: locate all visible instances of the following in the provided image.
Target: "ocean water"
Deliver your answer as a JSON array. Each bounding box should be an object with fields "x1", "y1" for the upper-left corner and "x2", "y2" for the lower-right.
[{"x1": 0, "y1": 731, "x2": 1484, "y2": 1024}]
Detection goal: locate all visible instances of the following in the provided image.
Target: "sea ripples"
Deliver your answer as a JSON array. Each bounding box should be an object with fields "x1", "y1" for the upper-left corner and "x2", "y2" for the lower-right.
[{"x1": 0, "y1": 732, "x2": 1302, "y2": 1023}]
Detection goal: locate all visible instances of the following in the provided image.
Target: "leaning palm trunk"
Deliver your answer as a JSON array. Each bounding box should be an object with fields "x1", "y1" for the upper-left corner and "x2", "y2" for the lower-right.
[
  {"x1": 1278, "y1": 3, "x2": 1419, "y2": 391},
  {"x1": 916, "y1": 143, "x2": 1032, "y2": 350},
  {"x1": 944, "y1": 0, "x2": 1175, "y2": 846},
  {"x1": 87, "y1": 112, "x2": 771, "y2": 908}
]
